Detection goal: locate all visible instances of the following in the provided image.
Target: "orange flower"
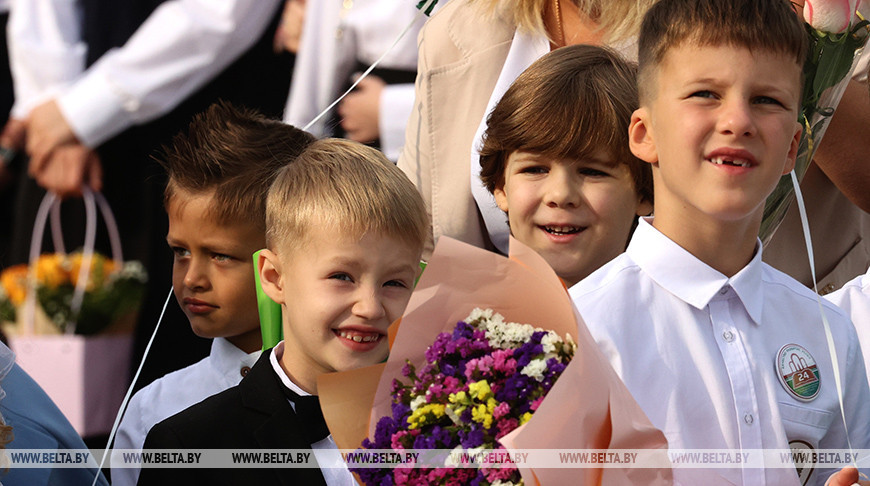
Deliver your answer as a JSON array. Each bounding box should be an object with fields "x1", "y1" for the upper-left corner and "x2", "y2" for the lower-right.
[
  {"x1": 0, "y1": 264, "x2": 29, "y2": 305},
  {"x1": 35, "y1": 254, "x2": 70, "y2": 289}
]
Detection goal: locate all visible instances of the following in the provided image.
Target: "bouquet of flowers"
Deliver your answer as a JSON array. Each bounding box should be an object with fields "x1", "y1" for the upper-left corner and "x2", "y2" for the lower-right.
[
  {"x1": 318, "y1": 237, "x2": 671, "y2": 485},
  {"x1": 353, "y1": 308, "x2": 575, "y2": 485},
  {"x1": 760, "y1": 0, "x2": 869, "y2": 241},
  {"x1": 0, "y1": 251, "x2": 147, "y2": 335}
]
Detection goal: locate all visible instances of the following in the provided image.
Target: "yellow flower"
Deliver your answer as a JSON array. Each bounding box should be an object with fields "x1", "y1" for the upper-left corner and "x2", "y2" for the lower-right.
[
  {"x1": 35, "y1": 254, "x2": 70, "y2": 289},
  {"x1": 468, "y1": 380, "x2": 493, "y2": 401},
  {"x1": 69, "y1": 253, "x2": 113, "y2": 290},
  {"x1": 0, "y1": 264, "x2": 29, "y2": 305},
  {"x1": 519, "y1": 412, "x2": 533, "y2": 425},
  {"x1": 407, "y1": 403, "x2": 446, "y2": 429},
  {"x1": 471, "y1": 401, "x2": 497, "y2": 429}
]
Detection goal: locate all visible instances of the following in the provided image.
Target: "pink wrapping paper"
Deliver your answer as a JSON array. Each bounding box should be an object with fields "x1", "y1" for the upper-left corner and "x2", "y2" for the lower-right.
[{"x1": 319, "y1": 237, "x2": 671, "y2": 484}]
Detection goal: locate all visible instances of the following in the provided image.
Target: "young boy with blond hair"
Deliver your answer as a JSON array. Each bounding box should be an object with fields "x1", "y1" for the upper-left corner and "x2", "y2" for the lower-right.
[
  {"x1": 111, "y1": 102, "x2": 315, "y2": 486},
  {"x1": 138, "y1": 138, "x2": 428, "y2": 485},
  {"x1": 479, "y1": 44, "x2": 652, "y2": 286},
  {"x1": 568, "y1": 0, "x2": 870, "y2": 484}
]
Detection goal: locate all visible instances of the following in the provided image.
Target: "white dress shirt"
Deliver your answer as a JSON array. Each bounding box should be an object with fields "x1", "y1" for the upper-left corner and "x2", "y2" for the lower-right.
[
  {"x1": 825, "y1": 266, "x2": 870, "y2": 389},
  {"x1": 7, "y1": 0, "x2": 281, "y2": 147},
  {"x1": 269, "y1": 341, "x2": 355, "y2": 486},
  {"x1": 569, "y1": 217, "x2": 870, "y2": 486},
  {"x1": 283, "y1": 0, "x2": 427, "y2": 161},
  {"x1": 111, "y1": 337, "x2": 261, "y2": 486}
]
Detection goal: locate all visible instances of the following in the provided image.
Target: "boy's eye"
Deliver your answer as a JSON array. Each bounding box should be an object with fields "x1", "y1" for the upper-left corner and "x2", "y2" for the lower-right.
[
  {"x1": 579, "y1": 167, "x2": 609, "y2": 177},
  {"x1": 171, "y1": 247, "x2": 190, "y2": 258},
  {"x1": 753, "y1": 96, "x2": 784, "y2": 107},
  {"x1": 384, "y1": 279, "x2": 408, "y2": 289},
  {"x1": 329, "y1": 273, "x2": 353, "y2": 282},
  {"x1": 212, "y1": 253, "x2": 233, "y2": 263},
  {"x1": 689, "y1": 90, "x2": 716, "y2": 99},
  {"x1": 519, "y1": 166, "x2": 548, "y2": 175}
]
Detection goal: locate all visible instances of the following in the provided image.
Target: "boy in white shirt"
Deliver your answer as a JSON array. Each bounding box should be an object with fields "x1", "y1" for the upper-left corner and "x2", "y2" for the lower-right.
[
  {"x1": 568, "y1": 0, "x2": 870, "y2": 484},
  {"x1": 826, "y1": 266, "x2": 870, "y2": 388},
  {"x1": 110, "y1": 102, "x2": 315, "y2": 486},
  {"x1": 138, "y1": 138, "x2": 428, "y2": 485}
]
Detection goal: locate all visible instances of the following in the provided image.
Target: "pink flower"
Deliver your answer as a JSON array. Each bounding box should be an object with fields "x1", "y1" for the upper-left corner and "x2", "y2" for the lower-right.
[
  {"x1": 804, "y1": 0, "x2": 859, "y2": 33},
  {"x1": 493, "y1": 401, "x2": 511, "y2": 419},
  {"x1": 530, "y1": 395, "x2": 545, "y2": 411}
]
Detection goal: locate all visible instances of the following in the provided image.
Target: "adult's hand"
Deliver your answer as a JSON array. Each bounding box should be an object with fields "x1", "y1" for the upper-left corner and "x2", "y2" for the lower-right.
[
  {"x1": 274, "y1": 0, "x2": 306, "y2": 53},
  {"x1": 31, "y1": 144, "x2": 103, "y2": 198},
  {"x1": 338, "y1": 75, "x2": 385, "y2": 143},
  {"x1": 26, "y1": 99, "x2": 79, "y2": 178},
  {"x1": 826, "y1": 466, "x2": 868, "y2": 486},
  {"x1": 0, "y1": 118, "x2": 27, "y2": 187}
]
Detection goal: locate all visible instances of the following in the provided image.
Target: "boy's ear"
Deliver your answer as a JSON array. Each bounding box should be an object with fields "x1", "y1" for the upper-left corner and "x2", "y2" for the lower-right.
[
  {"x1": 782, "y1": 121, "x2": 802, "y2": 175},
  {"x1": 628, "y1": 107, "x2": 658, "y2": 165},
  {"x1": 258, "y1": 249, "x2": 285, "y2": 305},
  {"x1": 493, "y1": 183, "x2": 509, "y2": 213},
  {"x1": 635, "y1": 197, "x2": 654, "y2": 217}
]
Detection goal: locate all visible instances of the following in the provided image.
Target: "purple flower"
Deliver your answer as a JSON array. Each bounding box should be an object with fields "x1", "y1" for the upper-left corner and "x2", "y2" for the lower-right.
[{"x1": 459, "y1": 425, "x2": 486, "y2": 449}]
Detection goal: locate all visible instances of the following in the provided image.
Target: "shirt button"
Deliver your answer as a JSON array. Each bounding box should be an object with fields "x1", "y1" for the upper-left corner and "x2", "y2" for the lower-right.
[
  {"x1": 722, "y1": 330, "x2": 734, "y2": 342},
  {"x1": 744, "y1": 413, "x2": 754, "y2": 425},
  {"x1": 819, "y1": 283, "x2": 837, "y2": 296},
  {"x1": 240, "y1": 366, "x2": 251, "y2": 377},
  {"x1": 719, "y1": 287, "x2": 728, "y2": 295}
]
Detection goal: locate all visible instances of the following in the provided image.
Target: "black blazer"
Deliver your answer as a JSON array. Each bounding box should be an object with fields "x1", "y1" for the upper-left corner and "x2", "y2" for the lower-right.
[{"x1": 137, "y1": 351, "x2": 328, "y2": 486}]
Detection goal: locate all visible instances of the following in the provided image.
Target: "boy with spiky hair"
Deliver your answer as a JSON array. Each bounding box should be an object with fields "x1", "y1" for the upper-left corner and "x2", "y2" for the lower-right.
[
  {"x1": 569, "y1": 0, "x2": 870, "y2": 484},
  {"x1": 139, "y1": 138, "x2": 428, "y2": 485},
  {"x1": 112, "y1": 102, "x2": 314, "y2": 486}
]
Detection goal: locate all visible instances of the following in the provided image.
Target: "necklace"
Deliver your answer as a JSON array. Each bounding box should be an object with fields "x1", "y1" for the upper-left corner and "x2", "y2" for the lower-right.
[{"x1": 554, "y1": 0, "x2": 565, "y2": 47}]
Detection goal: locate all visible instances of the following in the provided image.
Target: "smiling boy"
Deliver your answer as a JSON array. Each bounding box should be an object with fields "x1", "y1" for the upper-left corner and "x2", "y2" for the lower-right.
[
  {"x1": 479, "y1": 45, "x2": 652, "y2": 286},
  {"x1": 569, "y1": 0, "x2": 870, "y2": 484},
  {"x1": 138, "y1": 138, "x2": 428, "y2": 485}
]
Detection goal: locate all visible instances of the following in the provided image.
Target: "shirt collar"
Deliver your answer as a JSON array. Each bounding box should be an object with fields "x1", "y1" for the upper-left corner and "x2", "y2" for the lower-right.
[
  {"x1": 268, "y1": 341, "x2": 311, "y2": 397},
  {"x1": 627, "y1": 217, "x2": 764, "y2": 325},
  {"x1": 212, "y1": 337, "x2": 261, "y2": 379}
]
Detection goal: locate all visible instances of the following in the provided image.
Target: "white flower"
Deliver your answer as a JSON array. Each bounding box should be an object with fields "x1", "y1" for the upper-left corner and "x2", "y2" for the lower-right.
[
  {"x1": 410, "y1": 395, "x2": 427, "y2": 411},
  {"x1": 540, "y1": 331, "x2": 560, "y2": 354},
  {"x1": 521, "y1": 358, "x2": 548, "y2": 382}
]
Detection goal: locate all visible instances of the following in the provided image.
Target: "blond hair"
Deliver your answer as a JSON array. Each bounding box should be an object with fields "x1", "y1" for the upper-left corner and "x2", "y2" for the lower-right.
[
  {"x1": 472, "y1": 0, "x2": 655, "y2": 45},
  {"x1": 266, "y1": 139, "x2": 429, "y2": 253}
]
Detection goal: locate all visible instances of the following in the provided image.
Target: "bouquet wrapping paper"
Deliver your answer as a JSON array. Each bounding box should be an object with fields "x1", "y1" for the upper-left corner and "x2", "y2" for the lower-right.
[{"x1": 319, "y1": 237, "x2": 671, "y2": 484}]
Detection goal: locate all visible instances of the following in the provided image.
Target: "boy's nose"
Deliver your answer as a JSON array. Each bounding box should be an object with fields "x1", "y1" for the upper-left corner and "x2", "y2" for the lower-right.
[
  {"x1": 352, "y1": 288, "x2": 387, "y2": 320},
  {"x1": 183, "y1": 260, "x2": 210, "y2": 290},
  {"x1": 544, "y1": 171, "x2": 581, "y2": 208},
  {"x1": 718, "y1": 100, "x2": 756, "y2": 137}
]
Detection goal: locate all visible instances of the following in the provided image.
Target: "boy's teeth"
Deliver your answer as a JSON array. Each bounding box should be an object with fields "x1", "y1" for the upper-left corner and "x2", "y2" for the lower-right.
[
  {"x1": 544, "y1": 226, "x2": 581, "y2": 235},
  {"x1": 710, "y1": 156, "x2": 750, "y2": 167},
  {"x1": 338, "y1": 330, "x2": 380, "y2": 343}
]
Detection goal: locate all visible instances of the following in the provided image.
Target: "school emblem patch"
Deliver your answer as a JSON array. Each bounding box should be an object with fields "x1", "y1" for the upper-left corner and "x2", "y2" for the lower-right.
[
  {"x1": 776, "y1": 344, "x2": 820, "y2": 401},
  {"x1": 789, "y1": 440, "x2": 815, "y2": 485}
]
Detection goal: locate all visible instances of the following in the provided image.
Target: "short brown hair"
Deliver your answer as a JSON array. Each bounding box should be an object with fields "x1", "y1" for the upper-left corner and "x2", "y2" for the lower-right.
[
  {"x1": 266, "y1": 138, "x2": 428, "y2": 254},
  {"x1": 479, "y1": 44, "x2": 652, "y2": 205},
  {"x1": 637, "y1": 0, "x2": 807, "y2": 103},
  {"x1": 161, "y1": 101, "x2": 315, "y2": 230}
]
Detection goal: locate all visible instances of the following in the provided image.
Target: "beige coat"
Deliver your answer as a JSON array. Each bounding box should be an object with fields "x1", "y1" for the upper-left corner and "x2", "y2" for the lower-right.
[{"x1": 398, "y1": 0, "x2": 513, "y2": 258}]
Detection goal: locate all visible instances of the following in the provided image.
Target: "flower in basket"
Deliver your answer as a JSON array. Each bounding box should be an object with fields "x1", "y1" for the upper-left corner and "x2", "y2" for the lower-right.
[
  {"x1": 351, "y1": 308, "x2": 576, "y2": 485},
  {"x1": 0, "y1": 251, "x2": 147, "y2": 335},
  {"x1": 760, "y1": 0, "x2": 870, "y2": 241}
]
